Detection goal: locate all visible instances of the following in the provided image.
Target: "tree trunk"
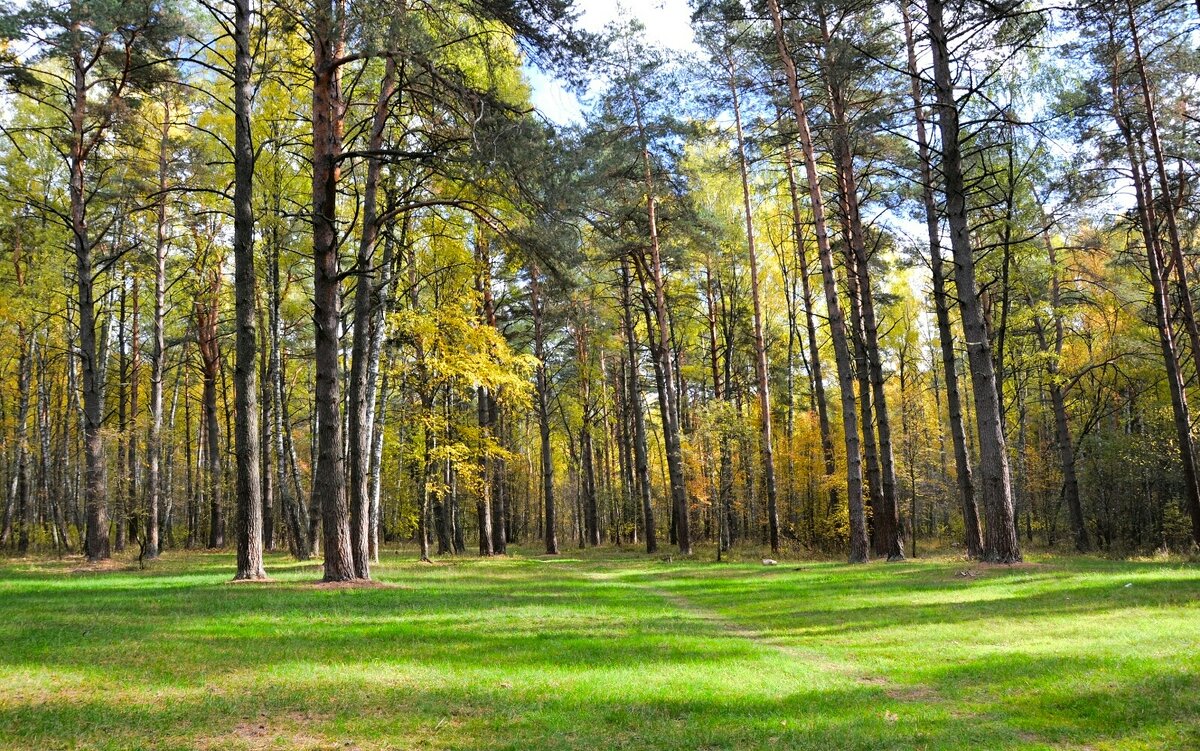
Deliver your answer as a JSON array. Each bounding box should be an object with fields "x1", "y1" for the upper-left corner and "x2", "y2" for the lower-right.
[
  {"x1": 70, "y1": 24, "x2": 110, "y2": 562},
  {"x1": 347, "y1": 40, "x2": 399, "y2": 579},
  {"x1": 927, "y1": 0, "x2": 1021, "y2": 562},
  {"x1": 126, "y1": 282, "x2": 140, "y2": 549},
  {"x1": 1109, "y1": 65, "x2": 1200, "y2": 547},
  {"x1": 531, "y1": 266, "x2": 558, "y2": 554},
  {"x1": 231, "y1": 0, "x2": 265, "y2": 580},
  {"x1": 901, "y1": 0, "x2": 982, "y2": 558},
  {"x1": 14, "y1": 331, "x2": 33, "y2": 555},
  {"x1": 620, "y1": 259, "x2": 656, "y2": 553},
  {"x1": 767, "y1": 0, "x2": 869, "y2": 562},
  {"x1": 727, "y1": 50, "x2": 780, "y2": 554},
  {"x1": 1123, "y1": 0, "x2": 1200, "y2": 545},
  {"x1": 817, "y1": 4, "x2": 903, "y2": 560},
  {"x1": 627, "y1": 80, "x2": 690, "y2": 555},
  {"x1": 311, "y1": 0, "x2": 355, "y2": 581},
  {"x1": 783, "y1": 148, "x2": 838, "y2": 518},
  {"x1": 145, "y1": 99, "x2": 171, "y2": 560},
  {"x1": 473, "y1": 239, "x2": 497, "y2": 557},
  {"x1": 196, "y1": 280, "x2": 224, "y2": 549}
]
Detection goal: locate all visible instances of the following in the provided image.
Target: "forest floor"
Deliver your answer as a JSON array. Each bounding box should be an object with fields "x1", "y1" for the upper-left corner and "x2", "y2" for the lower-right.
[{"x1": 1, "y1": 546, "x2": 1198, "y2": 750}]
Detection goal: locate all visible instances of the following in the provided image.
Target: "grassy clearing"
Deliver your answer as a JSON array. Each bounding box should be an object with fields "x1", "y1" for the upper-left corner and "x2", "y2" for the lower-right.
[{"x1": 1, "y1": 547, "x2": 1197, "y2": 750}]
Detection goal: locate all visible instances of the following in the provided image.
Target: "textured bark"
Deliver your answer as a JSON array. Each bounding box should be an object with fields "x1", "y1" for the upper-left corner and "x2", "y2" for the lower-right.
[
  {"x1": 626, "y1": 78, "x2": 690, "y2": 555},
  {"x1": 196, "y1": 278, "x2": 224, "y2": 549},
  {"x1": 768, "y1": 0, "x2": 869, "y2": 562},
  {"x1": 573, "y1": 320, "x2": 600, "y2": 548},
  {"x1": 14, "y1": 332, "x2": 33, "y2": 555},
  {"x1": 126, "y1": 282, "x2": 140, "y2": 549},
  {"x1": 900, "y1": 0, "x2": 982, "y2": 558},
  {"x1": 232, "y1": 0, "x2": 265, "y2": 580},
  {"x1": 1028, "y1": 216, "x2": 1089, "y2": 553},
  {"x1": 817, "y1": 4, "x2": 903, "y2": 560},
  {"x1": 311, "y1": 0, "x2": 355, "y2": 581},
  {"x1": 68, "y1": 16, "x2": 110, "y2": 562},
  {"x1": 1109, "y1": 63, "x2": 1200, "y2": 546},
  {"x1": 927, "y1": 0, "x2": 1021, "y2": 563},
  {"x1": 531, "y1": 267, "x2": 558, "y2": 554},
  {"x1": 783, "y1": 149, "x2": 838, "y2": 516},
  {"x1": 369, "y1": 370, "x2": 388, "y2": 562},
  {"x1": 620, "y1": 259, "x2": 656, "y2": 553},
  {"x1": 116, "y1": 284, "x2": 129, "y2": 553},
  {"x1": 727, "y1": 50, "x2": 780, "y2": 553},
  {"x1": 474, "y1": 237, "x2": 497, "y2": 556},
  {"x1": 145, "y1": 99, "x2": 170, "y2": 560},
  {"x1": 268, "y1": 231, "x2": 309, "y2": 560},
  {"x1": 1123, "y1": 0, "x2": 1200, "y2": 545},
  {"x1": 347, "y1": 42, "x2": 399, "y2": 579},
  {"x1": 702, "y1": 256, "x2": 733, "y2": 555},
  {"x1": 845, "y1": 256, "x2": 883, "y2": 550}
]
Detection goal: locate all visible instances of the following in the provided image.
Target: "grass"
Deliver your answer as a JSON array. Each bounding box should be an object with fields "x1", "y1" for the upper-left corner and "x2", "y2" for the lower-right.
[{"x1": 1, "y1": 546, "x2": 1198, "y2": 750}]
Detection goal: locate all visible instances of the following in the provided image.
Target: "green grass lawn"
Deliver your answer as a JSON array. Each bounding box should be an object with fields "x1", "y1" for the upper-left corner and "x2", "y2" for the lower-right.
[{"x1": 1, "y1": 547, "x2": 1198, "y2": 750}]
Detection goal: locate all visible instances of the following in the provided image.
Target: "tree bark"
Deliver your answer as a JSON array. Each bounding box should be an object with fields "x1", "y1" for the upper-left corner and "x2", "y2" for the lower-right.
[
  {"x1": 727, "y1": 49, "x2": 780, "y2": 554},
  {"x1": 231, "y1": 0, "x2": 265, "y2": 579},
  {"x1": 196, "y1": 277, "x2": 224, "y2": 549},
  {"x1": 310, "y1": 0, "x2": 355, "y2": 581},
  {"x1": 145, "y1": 98, "x2": 171, "y2": 560},
  {"x1": 900, "y1": 0, "x2": 982, "y2": 558},
  {"x1": 1109, "y1": 60, "x2": 1200, "y2": 547},
  {"x1": 626, "y1": 76, "x2": 690, "y2": 555},
  {"x1": 620, "y1": 259, "x2": 656, "y2": 553},
  {"x1": 531, "y1": 266, "x2": 558, "y2": 554},
  {"x1": 816, "y1": 4, "x2": 903, "y2": 560},
  {"x1": 927, "y1": 0, "x2": 1021, "y2": 562},
  {"x1": 347, "y1": 39, "x2": 400, "y2": 579},
  {"x1": 767, "y1": 0, "x2": 869, "y2": 562},
  {"x1": 783, "y1": 148, "x2": 838, "y2": 518}
]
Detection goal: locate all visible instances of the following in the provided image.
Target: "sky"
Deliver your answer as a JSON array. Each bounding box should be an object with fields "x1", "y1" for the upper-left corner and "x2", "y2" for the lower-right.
[{"x1": 525, "y1": 0, "x2": 699, "y2": 125}]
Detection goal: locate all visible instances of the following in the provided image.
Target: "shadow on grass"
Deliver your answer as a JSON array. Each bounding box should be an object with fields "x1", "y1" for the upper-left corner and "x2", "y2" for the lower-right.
[{"x1": 0, "y1": 552, "x2": 1197, "y2": 750}]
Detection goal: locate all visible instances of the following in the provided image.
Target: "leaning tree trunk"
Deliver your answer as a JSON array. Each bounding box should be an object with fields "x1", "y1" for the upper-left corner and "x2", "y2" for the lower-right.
[
  {"x1": 1123, "y1": 0, "x2": 1200, "y2": 546},
  {"x1": 784, "y1": 148, "x2": 838, "y2": 517},
  {"x1": 767, "y1": 0, "x2": 869, "y2": 562},
  {"x1": 1110, "y1": 69, "x2": 1200, "y2": 545},
  {"x1": 927, "y1": 0, "x2": 1020, "y2": 562},
  {"x1": 817, "y1": 5, "x2": 903, "y2": 560},
  {"x1": 901, "y1": 0, "x2": 982, "y2": 558}
]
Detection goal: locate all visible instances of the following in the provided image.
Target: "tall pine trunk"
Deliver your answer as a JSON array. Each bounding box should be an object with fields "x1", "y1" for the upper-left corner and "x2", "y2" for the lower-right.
[
  {"x1": 927, "y1": 0, "x2": 1021, "y2": 562},
  {"x1": 901, "y1": 0, "x2": 982, "y2": 558},
  {"x1": 727, "y1": 50, "x2": 780, "y2": 554},
  {"x1": 768, "y1": 0, "x2": 869, "y2": 562},
  {"x1": 232, "y1": 0, "x2": 265, "y2": 580},
  {"x1": 310, "y1": 0, "x2": 354, "y2": 581},
  {"x1": 531, "y1": 267, "x2": 558, "y2": 554}
]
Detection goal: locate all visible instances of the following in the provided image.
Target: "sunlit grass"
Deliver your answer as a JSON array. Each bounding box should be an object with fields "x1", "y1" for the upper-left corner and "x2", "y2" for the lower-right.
[{"x1": 1, "y1": 547, "x2": 1197, "y2": 750}]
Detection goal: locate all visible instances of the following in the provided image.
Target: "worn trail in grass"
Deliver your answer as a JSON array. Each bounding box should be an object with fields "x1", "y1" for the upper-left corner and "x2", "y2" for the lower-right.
[{"x1": 1, "y1": 549, "x2": 1197, "y2": 750}]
